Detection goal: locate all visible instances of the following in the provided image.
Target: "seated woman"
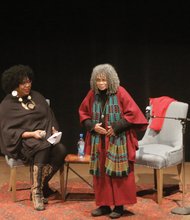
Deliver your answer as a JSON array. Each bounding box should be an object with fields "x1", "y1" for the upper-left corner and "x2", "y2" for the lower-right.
[{"x1": 0, "y1": 65, "x2": 67, "y2": 211}]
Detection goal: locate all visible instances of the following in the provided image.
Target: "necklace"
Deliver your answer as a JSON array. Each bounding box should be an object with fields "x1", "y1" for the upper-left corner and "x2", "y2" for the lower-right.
[
  {"x1": 100, "y1": 100, "x2": 108, "y2": 119},
  {"x1": 12, "y1": 90, "x2": 36, "y2": 110},
  {"x1": 19, "y1": 96, "x2": 36, "y2": 110}
]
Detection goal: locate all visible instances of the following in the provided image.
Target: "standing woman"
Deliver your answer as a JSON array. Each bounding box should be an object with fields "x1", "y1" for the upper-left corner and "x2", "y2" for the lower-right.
[
  {"x1": 0, "y1": 65, "x2": 67, "y2": 211},
  {"x1": 79, "y1": 64, "x2": 148, "y2": 219}
]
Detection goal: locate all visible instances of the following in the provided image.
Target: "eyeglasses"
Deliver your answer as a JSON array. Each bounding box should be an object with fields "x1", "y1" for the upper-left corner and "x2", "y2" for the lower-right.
[{"x1": 20, "y1": 80, "x2": 32, "y2": 86}]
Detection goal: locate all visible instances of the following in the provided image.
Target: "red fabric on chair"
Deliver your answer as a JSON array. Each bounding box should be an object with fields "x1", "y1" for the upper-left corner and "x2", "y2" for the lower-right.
[{"x1": 149, "y1": 96, "x2": 176, "y2": 132}]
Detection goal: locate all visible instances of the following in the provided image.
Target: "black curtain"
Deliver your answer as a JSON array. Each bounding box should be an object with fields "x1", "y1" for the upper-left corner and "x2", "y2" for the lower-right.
[{"x1": 0, "y1": 2, "x2": 190, "y2": 159}]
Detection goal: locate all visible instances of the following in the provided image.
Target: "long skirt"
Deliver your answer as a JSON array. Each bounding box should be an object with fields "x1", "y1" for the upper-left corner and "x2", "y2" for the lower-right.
[{"x1": 93, "y1": 148, "x2": 137, "y2": 206}]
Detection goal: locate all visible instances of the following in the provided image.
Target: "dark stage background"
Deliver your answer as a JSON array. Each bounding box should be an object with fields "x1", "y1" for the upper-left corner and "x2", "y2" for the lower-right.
[{"x1": 0, "y1": 2, "x2": 190, "y2": 160}]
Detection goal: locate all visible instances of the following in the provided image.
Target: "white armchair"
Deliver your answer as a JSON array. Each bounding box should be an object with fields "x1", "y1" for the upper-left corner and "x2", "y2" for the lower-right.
[{"x1": 136, "y1": 101, "x2": 189, "y2": 204}]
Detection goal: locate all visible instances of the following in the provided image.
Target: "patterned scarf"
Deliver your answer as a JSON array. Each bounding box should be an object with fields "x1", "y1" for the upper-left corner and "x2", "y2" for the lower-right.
[{"x1": 89, "y1": 94, "x2": 129, "y2": 177}]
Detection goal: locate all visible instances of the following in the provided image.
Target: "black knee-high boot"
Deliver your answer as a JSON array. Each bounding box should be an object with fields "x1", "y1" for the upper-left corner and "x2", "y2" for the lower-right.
[
  {"x1": 42, "y1": 143, "x2": 67, "y2": 198},
  {"x1": 42, "y1": 165, "x2": 60, "y2": 198}
]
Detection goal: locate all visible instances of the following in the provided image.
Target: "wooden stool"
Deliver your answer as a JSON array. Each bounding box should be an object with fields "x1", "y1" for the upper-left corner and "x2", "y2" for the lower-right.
[{"x1": 61, "y1": 154, "x2": 94, "y2": 201}]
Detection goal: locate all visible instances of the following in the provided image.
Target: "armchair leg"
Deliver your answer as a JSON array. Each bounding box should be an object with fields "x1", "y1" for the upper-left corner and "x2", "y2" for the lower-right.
[
  {"x1": 156, "y1": 168, "x2": 163, "y2": 205},
  {"x1": 8, "y1": 170, "x2": 12, "y2": 191},
  {"x1": 177, "y1": 163, "x2": 184, "y2": 192},
  {"x1": 9, "y1": 167, "x2": 17, "y2": 202},
  {"x1": 153, "y1": 169, "x2": 157, "y2": 190}
]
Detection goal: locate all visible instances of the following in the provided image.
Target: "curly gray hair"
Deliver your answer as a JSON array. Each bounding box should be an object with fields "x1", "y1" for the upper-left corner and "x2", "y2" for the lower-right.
[{"x1": 90, "y1": 64, "x2": 120, "y2": 94}]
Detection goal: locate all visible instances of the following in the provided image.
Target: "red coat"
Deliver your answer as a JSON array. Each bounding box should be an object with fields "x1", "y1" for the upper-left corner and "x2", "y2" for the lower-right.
[
  {"x1": 79, "y1": 86, "x2": 148, "y2": 206},
  {"x1": 79, "y1": 86, "x2": 148, "y2": 162}
]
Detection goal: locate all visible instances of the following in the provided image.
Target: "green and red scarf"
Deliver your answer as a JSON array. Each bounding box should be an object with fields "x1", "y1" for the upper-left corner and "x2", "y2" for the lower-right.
[{"x1": 89, "y1": 94, "x2": 130, "y2": 177}]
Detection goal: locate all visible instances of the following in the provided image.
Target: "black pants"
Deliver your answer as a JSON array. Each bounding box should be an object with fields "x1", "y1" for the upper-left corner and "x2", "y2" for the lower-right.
[{"x1": 33, "y1": 143, "x2": 67, "y2": 170}]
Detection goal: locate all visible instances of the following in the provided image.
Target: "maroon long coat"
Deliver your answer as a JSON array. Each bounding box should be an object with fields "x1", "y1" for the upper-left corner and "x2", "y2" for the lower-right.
[{"x1": 79, "y1": 86, "x2": 148, "y2": 206}]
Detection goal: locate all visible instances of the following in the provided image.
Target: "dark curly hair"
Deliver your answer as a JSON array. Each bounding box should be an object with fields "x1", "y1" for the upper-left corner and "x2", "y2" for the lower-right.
[{"x1": 1, "y1": 64, "x2": 34, "y2": 94}]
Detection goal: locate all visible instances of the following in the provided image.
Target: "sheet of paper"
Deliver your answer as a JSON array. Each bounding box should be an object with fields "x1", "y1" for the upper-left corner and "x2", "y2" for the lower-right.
[{"x1": 47, "y1": 132, "x2": 62, "y2": 145}]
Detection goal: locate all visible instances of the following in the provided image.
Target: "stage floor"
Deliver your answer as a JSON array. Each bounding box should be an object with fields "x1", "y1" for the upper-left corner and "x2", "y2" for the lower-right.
[{"x1": 1, "y1": 156, "x2": 190, "y2": 220}]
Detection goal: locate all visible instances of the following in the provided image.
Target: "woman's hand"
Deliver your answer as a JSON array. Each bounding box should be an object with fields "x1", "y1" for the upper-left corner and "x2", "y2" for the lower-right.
[
  {"x1": 33, "y1": 130, "x2": 46, "y2": 139},
  {"x1": 94, "y1": 123, "x2": 107, "y2": 135},
  {"x1": 52, "y1": 126, "x2": 58, "y2": 134},
  {"x1": 106, "y1": 126, "x2": 115, "y2": 137},
  {"x1": 22, "y1": 130, "x2": 46, "y2": 139}
]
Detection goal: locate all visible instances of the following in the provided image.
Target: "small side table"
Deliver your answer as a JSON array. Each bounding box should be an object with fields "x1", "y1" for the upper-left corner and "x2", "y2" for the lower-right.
[{"x1": 60, "y1": 154, "x2": 94, "y2": 201}]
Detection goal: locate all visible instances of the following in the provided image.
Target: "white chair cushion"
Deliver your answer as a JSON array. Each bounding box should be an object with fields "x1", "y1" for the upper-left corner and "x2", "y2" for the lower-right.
[
  {"x1": 136, "y1": 144, "x2": 183, "y2": 169},
  {"x1": 5, "y1": 155, "x2": 25, "y2": 168}
]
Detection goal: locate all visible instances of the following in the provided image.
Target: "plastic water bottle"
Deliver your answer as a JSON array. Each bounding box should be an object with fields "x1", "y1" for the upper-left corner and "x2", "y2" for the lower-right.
[{"x1": 78, "y1": 133, "x2": 85, "y2": 158}]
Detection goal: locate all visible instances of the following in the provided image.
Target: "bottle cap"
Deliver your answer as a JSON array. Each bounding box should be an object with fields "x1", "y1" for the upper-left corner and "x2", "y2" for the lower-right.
[{"x1": 79, "y1": 133, "x2": 83, "y2": 138}]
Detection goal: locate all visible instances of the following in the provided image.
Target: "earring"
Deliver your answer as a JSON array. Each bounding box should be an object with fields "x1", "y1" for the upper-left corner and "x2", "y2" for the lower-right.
[{"x1": 12, "y1": 90, "x2": 18, "y2": 97}]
